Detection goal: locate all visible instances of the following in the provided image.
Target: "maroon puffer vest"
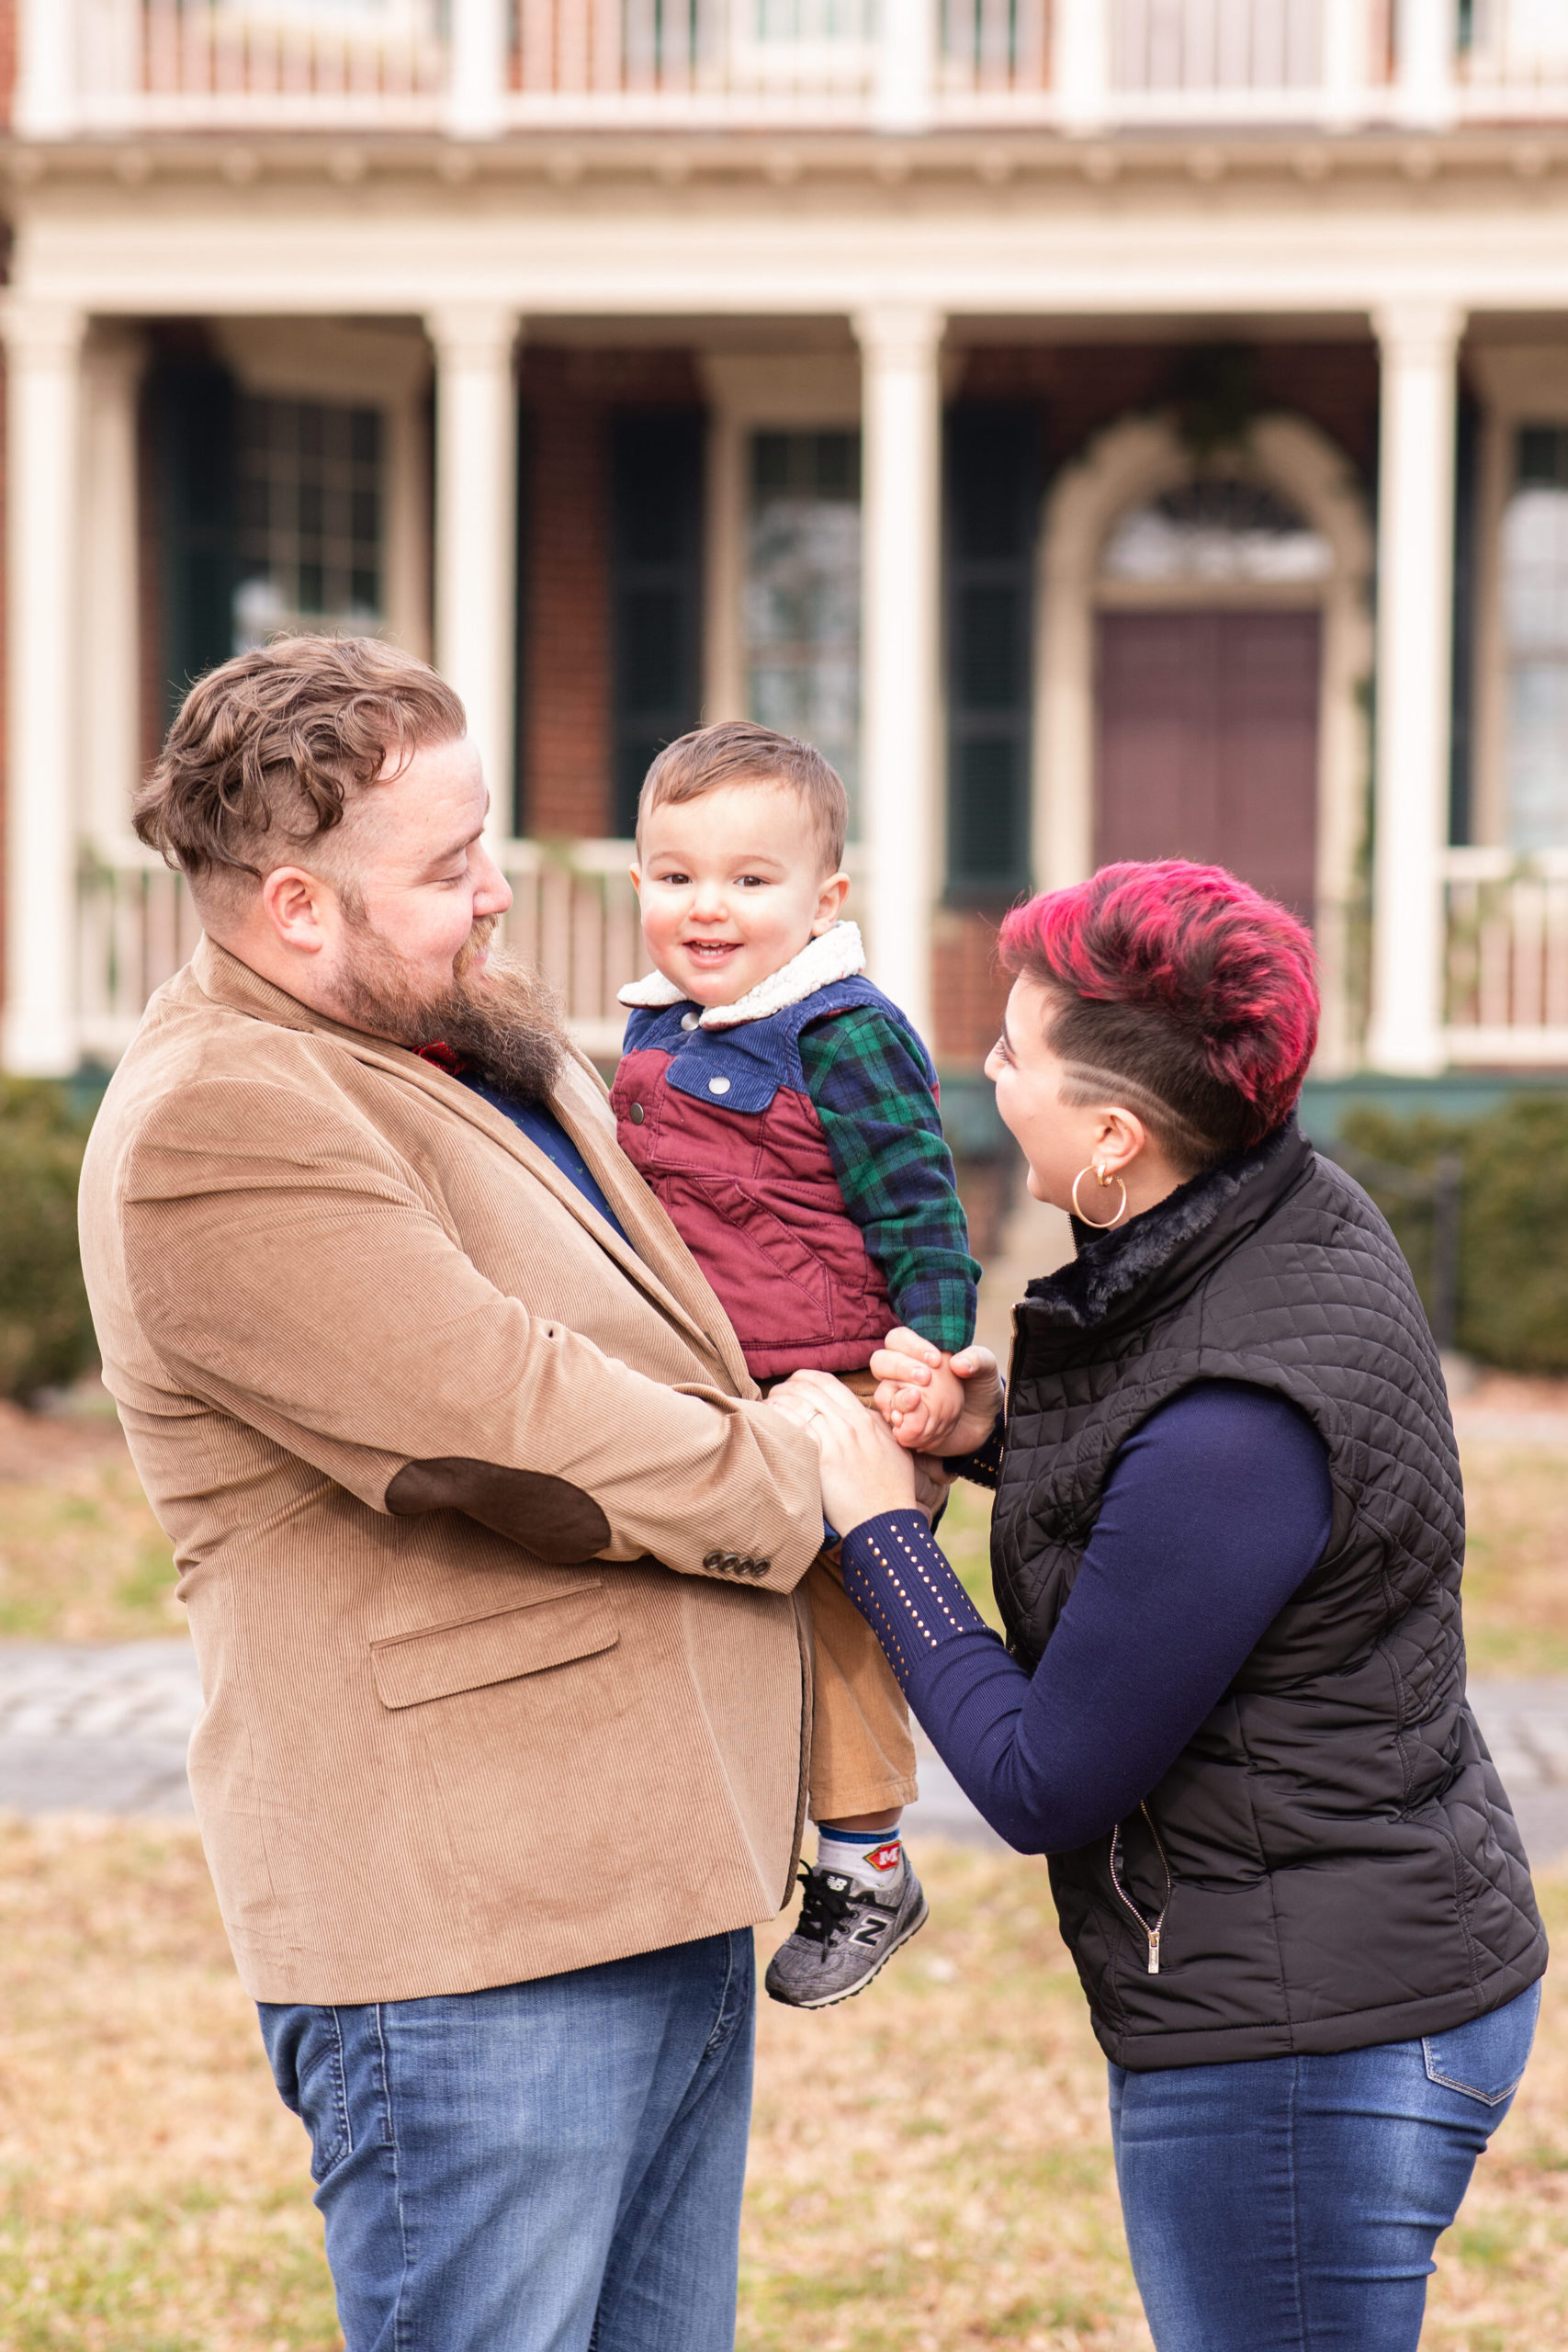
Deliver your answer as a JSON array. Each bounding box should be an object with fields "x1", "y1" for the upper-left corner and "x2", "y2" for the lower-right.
[{"x1": 611, "y1": 978, "x2": 898, "y2": 1379}]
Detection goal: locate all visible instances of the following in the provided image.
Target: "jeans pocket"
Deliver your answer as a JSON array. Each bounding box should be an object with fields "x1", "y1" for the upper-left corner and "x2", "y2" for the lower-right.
[
  {"x1": 261, "y1": 2004, "x2": 355, "y2": 2181},
  {"x1": 1423, "y1": 1980, "x2": 1542, "y2": 2107}
]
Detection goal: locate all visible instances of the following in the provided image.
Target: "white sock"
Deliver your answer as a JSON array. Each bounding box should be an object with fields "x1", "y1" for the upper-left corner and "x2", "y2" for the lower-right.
[{"x1": 816, "y1": 1826, "x2": 906, "y2": 1894}]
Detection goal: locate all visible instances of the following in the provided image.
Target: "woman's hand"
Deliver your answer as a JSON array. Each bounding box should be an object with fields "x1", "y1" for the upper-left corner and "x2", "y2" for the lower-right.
[
  {"x1": 765, "y1": 1371, "x2": 918, "y2": 1533},
  {"x1": 871, "y1": 1329, "x2": 1004, "y2": 1457}
]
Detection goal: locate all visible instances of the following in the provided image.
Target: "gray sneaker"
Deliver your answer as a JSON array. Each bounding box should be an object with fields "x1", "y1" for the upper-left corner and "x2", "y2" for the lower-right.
[{"x1": 764, "y1": 1860, "x2": 929, "y2": 2009}]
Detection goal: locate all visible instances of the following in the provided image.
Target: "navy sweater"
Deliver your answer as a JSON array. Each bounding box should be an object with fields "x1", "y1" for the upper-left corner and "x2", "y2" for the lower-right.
[{"x1": 841, "y1": 1381, "x2": 1333, "y2": 1854}]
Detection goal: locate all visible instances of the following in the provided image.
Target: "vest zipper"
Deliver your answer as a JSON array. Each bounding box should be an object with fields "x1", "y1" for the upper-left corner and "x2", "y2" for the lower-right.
[{"x1": 1109, "y1": 1804, "x2": 1172, "y2": 1975}]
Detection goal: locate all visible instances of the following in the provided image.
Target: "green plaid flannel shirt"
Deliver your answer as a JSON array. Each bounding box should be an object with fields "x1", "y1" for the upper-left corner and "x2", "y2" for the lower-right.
[{"x1": 798, "y1": 1004, "x2": 979, "y2": 1353}]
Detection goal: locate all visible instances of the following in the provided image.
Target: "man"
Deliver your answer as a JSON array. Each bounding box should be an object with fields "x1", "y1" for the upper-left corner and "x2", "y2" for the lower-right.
[{"x1": 78, "y1": 636, "x2": 827, "y2": 2352}]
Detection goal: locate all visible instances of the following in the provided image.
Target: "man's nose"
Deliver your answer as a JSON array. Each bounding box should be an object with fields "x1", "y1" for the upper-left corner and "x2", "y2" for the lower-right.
[{"x1": 472, "y1": 844, "x2": 513, "y2": 919}]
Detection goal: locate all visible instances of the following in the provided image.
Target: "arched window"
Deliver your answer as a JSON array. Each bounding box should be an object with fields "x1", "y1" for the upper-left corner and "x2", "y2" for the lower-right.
[{"x1": 1101, "y1": 476, "x2": 1331, "y2": 586}]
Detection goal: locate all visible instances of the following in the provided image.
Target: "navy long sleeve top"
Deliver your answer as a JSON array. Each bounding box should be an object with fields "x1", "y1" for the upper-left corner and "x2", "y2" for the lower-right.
[{"x1": 840, "y1": 1380, "x2": 1334, "y2": 1854}]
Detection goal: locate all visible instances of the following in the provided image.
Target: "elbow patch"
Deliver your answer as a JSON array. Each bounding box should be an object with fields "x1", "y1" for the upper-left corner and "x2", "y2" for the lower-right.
[{"x1": 386, "y1": 1458, "x2": 612, "y2": 1562}]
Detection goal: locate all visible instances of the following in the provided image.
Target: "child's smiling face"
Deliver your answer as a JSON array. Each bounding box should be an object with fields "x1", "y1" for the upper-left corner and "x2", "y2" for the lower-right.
[{"x1": 631, "y1": 781, "x2": 850, "y2": 1007}]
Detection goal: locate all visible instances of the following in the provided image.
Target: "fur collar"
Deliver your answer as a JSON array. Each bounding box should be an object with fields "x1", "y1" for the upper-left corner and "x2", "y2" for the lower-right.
[
  {"x1": 616, "y1": 921, "x2": 866, "y2": 1029},
  {"x1": 1024, "y1": 1118, "x2": 1308, "y2": 1331}
]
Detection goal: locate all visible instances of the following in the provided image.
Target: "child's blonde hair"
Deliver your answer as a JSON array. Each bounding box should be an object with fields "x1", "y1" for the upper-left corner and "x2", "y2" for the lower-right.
[{"x1": 637, "y1": 721, "x2": 849, "y2": 873}]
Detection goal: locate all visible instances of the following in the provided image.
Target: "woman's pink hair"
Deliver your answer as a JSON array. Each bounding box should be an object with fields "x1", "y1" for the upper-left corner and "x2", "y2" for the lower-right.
[{"x1": 998, "y1": 861, "x2": 1319, "y2": 1161}]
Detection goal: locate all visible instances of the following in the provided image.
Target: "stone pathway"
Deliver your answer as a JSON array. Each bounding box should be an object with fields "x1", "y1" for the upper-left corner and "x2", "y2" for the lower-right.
[
  {"x1": 0, "y1": 1640, "x2": 200, "y2": 1816},
  {"x1": 4, "y1": 1641, "x2": 1567, "y2": 1870}
]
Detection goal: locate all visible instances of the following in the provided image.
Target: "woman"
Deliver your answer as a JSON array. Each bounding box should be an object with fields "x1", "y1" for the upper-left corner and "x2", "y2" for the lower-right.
[{"x1": 772, "y1": 861, "x2": 1545, "y2": 2352}]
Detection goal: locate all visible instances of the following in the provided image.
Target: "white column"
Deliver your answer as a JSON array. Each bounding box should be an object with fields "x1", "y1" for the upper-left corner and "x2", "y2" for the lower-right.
[
  {"x1": 15, "y1": 0, "x2": 79, "y2": 141},
  {"x1": 81, "y1": 328, "x2": 145, "y2": 852},
  {"x1": 427, "y1": 305, "x2": 519, "y2": 847},
  {"x1": 874, "y1": 0, "x2": 935, "y2": 134},
  {"x1": 446, "y1": 0, "x2": 509, "y2": 139},
  {"x1": 1321, "y1": 0, "x2": 1373, "y2": 130},
  {"x1": 1055, "y1": 0, "x2": 1111, "y2": 134},
  {"x1": 2, "y1": 303, "x2": 86, "y2": 1076},
  {"x1": 1393, "y1": 0, "x2": 1459, "y2": 130},
  {"x1": 1368, "y1": 301, "x2": 1464, "y2": 1077},
  {"x1": 855, "y1": 305, "x2": 942, "y2": 1041}
]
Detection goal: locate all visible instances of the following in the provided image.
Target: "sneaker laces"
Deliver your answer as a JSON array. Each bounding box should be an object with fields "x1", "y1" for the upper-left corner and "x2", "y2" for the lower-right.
[{"x1": 795, "y1": 1863, "x2": 855, "y2": 1952}]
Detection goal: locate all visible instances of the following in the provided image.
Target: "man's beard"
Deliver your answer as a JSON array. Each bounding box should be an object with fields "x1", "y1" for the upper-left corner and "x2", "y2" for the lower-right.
[{"x1": 330, "y1": 912, "x2": 569, "y2": 1104}]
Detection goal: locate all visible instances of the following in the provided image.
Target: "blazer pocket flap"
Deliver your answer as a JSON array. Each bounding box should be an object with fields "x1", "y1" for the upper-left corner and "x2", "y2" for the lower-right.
[{"x1": 371, "y1": 1589, "x2": 618, "y2": 1710}]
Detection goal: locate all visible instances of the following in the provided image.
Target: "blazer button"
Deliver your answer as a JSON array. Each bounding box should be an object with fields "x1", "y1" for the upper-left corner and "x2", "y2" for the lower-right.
[
  {"x1": 722, "y1": 1551, "x2": 742, "y2": 1571},
  {"x1": 707, "y1": 1075, "x2": 731, "y2": 1096},
  {"x1": 703, "y1": 1549, "x2": 723, "y2": 1569},
  {"x1": 753, "y1": 1557, "x2": 771, "y2": 1575},
  {"x1": 627, "y1": 1102, "x2": 646, "y2": 1125}
]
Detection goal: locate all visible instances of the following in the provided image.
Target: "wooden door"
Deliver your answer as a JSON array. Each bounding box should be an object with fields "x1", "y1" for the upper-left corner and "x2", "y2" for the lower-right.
[{"x1": 1094, "y1": 608, "x2": 1321, "y2": 921}]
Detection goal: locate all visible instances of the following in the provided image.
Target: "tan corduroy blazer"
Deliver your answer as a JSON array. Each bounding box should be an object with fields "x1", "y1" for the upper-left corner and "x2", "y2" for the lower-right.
[{"x1": 78, "y1": 939, "x2": 826, "y2": 2005}]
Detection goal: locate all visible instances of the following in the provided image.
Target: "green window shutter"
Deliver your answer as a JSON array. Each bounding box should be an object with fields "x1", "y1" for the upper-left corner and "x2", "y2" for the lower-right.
[
  {"x1": 152, "y1": 359, "x2": 237, "y2": 726},
  {"x1": 610, "y1": 410, "x2": 705, "y2": 837},
  {"x1": 945, "y1": 405, "x2": 1040, "y2": 899}
]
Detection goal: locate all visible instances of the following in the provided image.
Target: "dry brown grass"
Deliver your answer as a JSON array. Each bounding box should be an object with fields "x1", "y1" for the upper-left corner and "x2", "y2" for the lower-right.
[
  {"x1": 0, "y1": 1403, "x2": 182, "y2": 1643},
  {"x1": 1, "y1": 1820, "x2": 1566, "y2": 2352},
  {"x1": 5, "y1": 1389, "x2": 1568, "y2": 2345}
]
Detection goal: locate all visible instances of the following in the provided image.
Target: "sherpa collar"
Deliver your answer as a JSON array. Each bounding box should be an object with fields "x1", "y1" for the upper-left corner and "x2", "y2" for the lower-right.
[
  {"x1": 1021, "y1": 1117, "x2": 1313, "y2": 1336},
  {"x1": 616, "y1": 920, "x2": 866, "y2": 1030}
]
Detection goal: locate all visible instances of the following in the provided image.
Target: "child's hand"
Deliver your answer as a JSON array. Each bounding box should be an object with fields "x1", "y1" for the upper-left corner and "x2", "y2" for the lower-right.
[
  {"x1": 876, "y1": 1356, "x2": 967, "y2": 1453},
  {"x1": 871, "y1": 1329, "x2": 1004, "y2": 1456}
]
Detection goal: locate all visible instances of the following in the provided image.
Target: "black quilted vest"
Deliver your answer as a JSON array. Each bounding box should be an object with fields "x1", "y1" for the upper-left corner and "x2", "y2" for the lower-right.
[{"x1": 994, "y1": 1119, "x2": 1547, "y2": 2072}]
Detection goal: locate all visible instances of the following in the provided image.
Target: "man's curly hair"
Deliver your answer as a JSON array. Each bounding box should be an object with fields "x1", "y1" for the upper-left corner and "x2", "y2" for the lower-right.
[{"x1": 134, "y1": 635, "x2": 467, "y2": 907}]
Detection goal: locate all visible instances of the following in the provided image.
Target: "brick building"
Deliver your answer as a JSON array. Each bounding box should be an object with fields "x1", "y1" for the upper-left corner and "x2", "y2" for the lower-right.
[{"x1": 6, "y1": 1, "x2": 1568, "y2": 1136}]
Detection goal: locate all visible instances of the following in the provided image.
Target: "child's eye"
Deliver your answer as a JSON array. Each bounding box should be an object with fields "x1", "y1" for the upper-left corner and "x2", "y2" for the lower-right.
[
  {"x1": 736, "y1": 874, "x2": 770, "y2": 888},
  {"x1": 990, "y1": 1033, "x2": 1011, "y2": 1062},
  {"x1": 659, "y1": 869, "x2": 692, "y2": 887}
]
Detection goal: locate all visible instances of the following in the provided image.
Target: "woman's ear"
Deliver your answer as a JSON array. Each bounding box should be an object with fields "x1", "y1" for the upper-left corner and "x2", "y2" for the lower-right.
[{"x1": 1096, "y1": 1104, "x2": 1150, "y2": 1176}]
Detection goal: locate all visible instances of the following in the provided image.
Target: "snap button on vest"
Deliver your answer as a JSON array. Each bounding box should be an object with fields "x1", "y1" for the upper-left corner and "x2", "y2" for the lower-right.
[
  {"x1": 681, "y1": 1012, "x2": 700, "y2": 1031},
  {"x1": 708, "y1": 1076, "x2": 730, "y2": 1095},
  {"x1": 627, "y1": 1102, "x2": 645, "y2": 1124}
]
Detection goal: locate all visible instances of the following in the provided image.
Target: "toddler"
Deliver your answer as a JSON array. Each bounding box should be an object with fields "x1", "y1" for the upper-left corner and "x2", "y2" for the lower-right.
[{"x1": 613, "y1": 720, "x2": 980, "y2": 2007}]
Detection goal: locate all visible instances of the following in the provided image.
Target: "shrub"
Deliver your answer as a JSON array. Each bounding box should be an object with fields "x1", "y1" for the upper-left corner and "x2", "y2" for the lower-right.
[
  {"x1": 1335, "y1": 1096, "x2": 1568, "y2": 1374},
  {"x1": 0, "y1": 1080, "x2": 97, "y2": 1400}
]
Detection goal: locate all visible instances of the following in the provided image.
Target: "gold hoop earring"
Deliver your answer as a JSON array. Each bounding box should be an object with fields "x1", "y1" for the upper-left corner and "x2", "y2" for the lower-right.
[{"x1": 1071, "y1": 1164, "x2": 1130, "y2": 1229}]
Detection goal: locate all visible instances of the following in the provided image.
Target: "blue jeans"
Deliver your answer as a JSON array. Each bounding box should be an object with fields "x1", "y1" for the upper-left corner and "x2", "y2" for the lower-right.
[
  {"x1": 1109, "y1": 1981, "x2": 1541, "y2": 2352},
  {"x1": 257, "y1": 1928, "x2": 755, "y2": 2352}
]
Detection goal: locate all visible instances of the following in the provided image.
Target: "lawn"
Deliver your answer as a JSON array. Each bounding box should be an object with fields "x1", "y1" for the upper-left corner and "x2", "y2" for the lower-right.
[
  {"x1": 6, "y1": 1393, "x2": 1568, "y2": 2347},
  {"x1": 3, "y1": 1818, "x2": 1566, "y2": 2352}
]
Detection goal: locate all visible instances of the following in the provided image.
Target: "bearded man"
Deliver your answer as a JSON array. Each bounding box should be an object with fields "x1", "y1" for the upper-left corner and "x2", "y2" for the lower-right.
[{"x1": 78, "y1": 637, "x2": 828, "y2": 2352}]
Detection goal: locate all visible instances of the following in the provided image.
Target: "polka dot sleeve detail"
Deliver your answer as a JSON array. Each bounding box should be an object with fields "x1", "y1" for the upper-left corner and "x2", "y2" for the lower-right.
[{"x1": 839, "y1": 1510, "x2": 993, "y2": 1691}]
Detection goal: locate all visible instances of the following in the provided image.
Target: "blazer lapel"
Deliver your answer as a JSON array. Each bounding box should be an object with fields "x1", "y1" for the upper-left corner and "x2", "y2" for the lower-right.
[{"x1": 188, "y1": 940, "x2": 740, "y2": 1383}]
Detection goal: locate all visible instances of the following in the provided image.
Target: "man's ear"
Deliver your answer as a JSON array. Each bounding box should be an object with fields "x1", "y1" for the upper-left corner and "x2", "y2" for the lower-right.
[
  {"x1": 811, "y1": 871, "x2": 852, "y2": 933},
  {"x1": 259, "y1": 865, "x2": 333, "y2": 957}
]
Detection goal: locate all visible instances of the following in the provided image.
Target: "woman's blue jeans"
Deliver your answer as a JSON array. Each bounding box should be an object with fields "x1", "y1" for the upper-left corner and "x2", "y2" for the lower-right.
[
  {"x1": 1109, "y1": 1981, "x2": 1540, "y2": 2351},
  {"x1": 257, "y1": 1927, "x2": 755, "y2": 2352}
]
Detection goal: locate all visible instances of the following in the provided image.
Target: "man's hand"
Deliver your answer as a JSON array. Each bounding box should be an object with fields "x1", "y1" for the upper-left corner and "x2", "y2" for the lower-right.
[{"x1": 870, "y1": 1329, "x2": 1003, "y2": 1457}]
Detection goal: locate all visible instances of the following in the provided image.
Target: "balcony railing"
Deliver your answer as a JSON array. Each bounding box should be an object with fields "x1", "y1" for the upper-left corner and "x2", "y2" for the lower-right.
[
  {"x1": 1442, "y1": 847, "x2": 1568, "y2": 1065},
  {"x1": 73, "y1": 835, "x2": 1568, "y2": 1073},
  {"x1": 20, "y1": 0, "x2": 1568, "y2": 141}
]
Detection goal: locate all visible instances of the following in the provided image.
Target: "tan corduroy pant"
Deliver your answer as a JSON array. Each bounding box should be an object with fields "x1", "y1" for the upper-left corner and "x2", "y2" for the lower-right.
[{"x1": 771, "y1": 1368, "x2": 919, "y2": 1823}]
